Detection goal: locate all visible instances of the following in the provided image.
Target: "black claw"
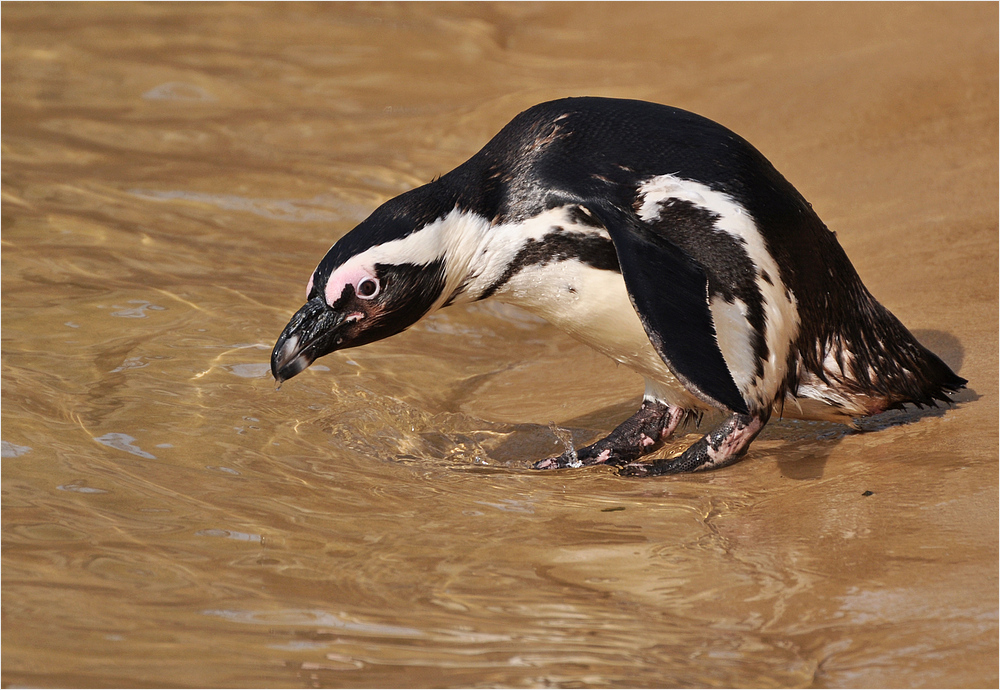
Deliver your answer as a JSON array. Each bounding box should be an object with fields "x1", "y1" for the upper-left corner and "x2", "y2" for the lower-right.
[
  {"x1": 617, "y1": 463, "x2": 650, "y2": 477},
  {"x1": 617, "y1": 460, "x2": 688, "y2": 477},
  {"x1": 532, "y1": 457, "x2": 565, "y2": 470},
  {"x1": 532, "y1": 400, "x2": 684, "y2": 470},
  {"x1": 532, "y1": 451, "x2": 586, "y2": 470}
]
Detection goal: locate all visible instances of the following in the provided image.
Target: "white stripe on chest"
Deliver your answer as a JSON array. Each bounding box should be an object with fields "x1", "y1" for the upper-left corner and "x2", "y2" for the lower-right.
[{"x1": 636, "y1": 174, "x2": 800, "y2": 408}]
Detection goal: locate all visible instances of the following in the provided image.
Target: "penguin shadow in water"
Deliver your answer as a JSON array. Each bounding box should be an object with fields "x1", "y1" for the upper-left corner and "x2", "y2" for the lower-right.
[
  {"x1": 767, "y1": 328, "x2": 971, "y2": 480},
  {"x1": 488, "y1": 329, "x2": 972, "y2": 480}
]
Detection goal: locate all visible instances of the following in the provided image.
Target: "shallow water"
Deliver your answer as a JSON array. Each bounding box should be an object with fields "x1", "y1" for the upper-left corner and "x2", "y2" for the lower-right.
[{"x1": 2, "y1": 3, "x2": 997, "y2": 688}]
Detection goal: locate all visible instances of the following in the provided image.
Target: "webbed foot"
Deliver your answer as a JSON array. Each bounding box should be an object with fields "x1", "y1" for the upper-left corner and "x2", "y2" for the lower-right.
[
  {"x1": 618, "y1": 411, "x2": 768, "y2": 476},
  {"x1": 533, "y1": 400, "x2": 686, "y2": 470}
]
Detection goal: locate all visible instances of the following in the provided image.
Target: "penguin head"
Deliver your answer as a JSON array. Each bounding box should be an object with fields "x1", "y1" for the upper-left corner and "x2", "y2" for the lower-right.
[{"x1": 271, "y1": 198, "x2": 449, "y2": 384}]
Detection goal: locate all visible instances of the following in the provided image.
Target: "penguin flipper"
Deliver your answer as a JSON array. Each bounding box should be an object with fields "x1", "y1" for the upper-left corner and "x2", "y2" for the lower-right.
[{"x1": 592, "y1": 205, "x2": 749, "y2": 415}]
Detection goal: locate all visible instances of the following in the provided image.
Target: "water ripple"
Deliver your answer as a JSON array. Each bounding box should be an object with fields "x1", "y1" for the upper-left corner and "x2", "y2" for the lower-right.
[
  {"x1": 203, "y1": 608, "x2": 424, "y2": 637},
  {"x1": 130, "y1": 189, "x2": 370, "y2": 223}
]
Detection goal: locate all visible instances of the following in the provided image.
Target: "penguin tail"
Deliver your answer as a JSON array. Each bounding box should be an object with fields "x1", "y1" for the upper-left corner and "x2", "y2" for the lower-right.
[
  {"x1": 786, "y1": 292, "x2": 966, "y2": 421},
  {"x1": 853, "y1": 298, "x2": 966, "y2": 413}
]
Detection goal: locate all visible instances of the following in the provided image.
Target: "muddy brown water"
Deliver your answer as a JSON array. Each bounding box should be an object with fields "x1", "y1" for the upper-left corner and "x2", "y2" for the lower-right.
[{"x1": 3, "y1": 3, "x2": 997, "y2": 688}]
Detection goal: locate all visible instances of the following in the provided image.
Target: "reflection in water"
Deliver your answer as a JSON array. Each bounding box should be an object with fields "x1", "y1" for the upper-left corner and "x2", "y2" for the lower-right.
[
  {"x1": 2, "y1": 2, "x2": 996, "y2": 688},
  {"x1": 110, "y1": 300, "x2": 166, "y2": 319},
  {"x1": 56, "y1": 483, "x2": 109, "y2": 494},
  {"x1": 196, "y1": 529, "x2": 263, "y2": 543},
  {"x1": 93, "y1": 433, "x2": 157, "y2": 459},
  {"x1": 2, "y1": 441, "x2": 33, "y2": 458},
  {"x1": 143, "y1": 82, "x2": 217, "y2": 102}
]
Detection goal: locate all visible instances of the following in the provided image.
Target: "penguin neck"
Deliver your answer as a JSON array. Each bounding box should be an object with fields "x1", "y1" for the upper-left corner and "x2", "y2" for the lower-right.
[
  {"x1": 406, "y1": 201, "x2": 494, "y2": 311},
  {"x1": 410, "y1": 183, "x2": 603, "y2": 312}
]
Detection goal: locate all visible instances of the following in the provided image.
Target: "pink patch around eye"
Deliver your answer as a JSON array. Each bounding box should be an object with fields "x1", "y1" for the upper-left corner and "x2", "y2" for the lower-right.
[
  {"x1": 325, "y1": 265, "x2": 374, "y2": 306},
  {"x1": 305, "y1": 275, "x2": 315, "y2": 299}
]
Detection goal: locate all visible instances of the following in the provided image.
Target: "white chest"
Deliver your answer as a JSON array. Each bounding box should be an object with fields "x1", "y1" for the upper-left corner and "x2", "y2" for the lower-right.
[
  {"x1": 451, "y1": 206, "x2": 705, "y2": 409},
  {"x1": 494, "y1": 258, "x2": 704, "y2": 409}
]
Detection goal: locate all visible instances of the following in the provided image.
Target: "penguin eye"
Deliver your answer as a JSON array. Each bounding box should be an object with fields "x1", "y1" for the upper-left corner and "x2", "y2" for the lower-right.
[{"x1": 356, "y1": 277, "x2": 380, "y2": 300}]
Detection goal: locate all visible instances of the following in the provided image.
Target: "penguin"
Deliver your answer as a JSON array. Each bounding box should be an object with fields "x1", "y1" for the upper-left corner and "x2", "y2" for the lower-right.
[{"x1": 271, "y1": 97, "x2": 966, "y2": 475}]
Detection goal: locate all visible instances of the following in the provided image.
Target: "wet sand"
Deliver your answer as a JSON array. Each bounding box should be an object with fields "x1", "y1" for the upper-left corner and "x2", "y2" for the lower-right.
[{"x1": 2, "y1": 3, "x2": 997, "y2": 687}]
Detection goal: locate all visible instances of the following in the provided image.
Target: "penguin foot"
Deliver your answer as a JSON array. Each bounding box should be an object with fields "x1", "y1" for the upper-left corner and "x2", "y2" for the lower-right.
[
  {"x1": 533, "y1": 400, "x2": 685, "y2": 470},
  {"x1": 619, "y1": 411, "x2": 769, "y2": 476}
]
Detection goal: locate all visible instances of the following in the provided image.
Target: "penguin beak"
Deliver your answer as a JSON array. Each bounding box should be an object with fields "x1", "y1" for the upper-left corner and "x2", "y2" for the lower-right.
[{"x1": 271, "y1": 297, "x2": 350, "y2": 384}]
